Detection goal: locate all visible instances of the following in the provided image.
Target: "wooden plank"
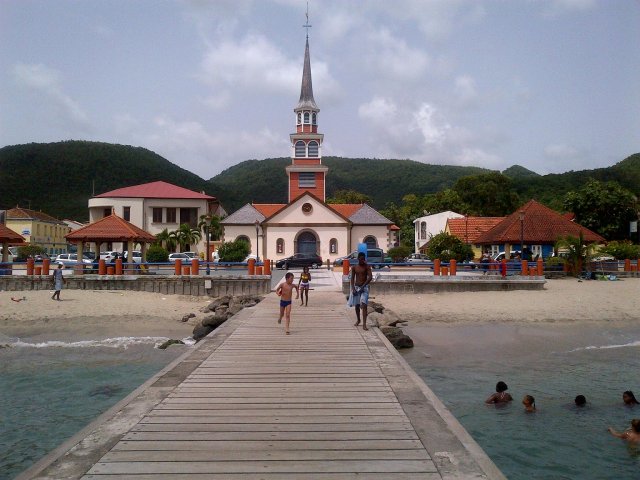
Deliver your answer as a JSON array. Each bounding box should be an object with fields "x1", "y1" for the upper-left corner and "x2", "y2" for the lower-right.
[
  {"x1": 111, "y1": 439, "x2": 425, "y2": 452},
  {"x1": 84, "y1": 473, "x2": 441, "y2": 479},
  {"x1": 140, "y1": 415, "x2": 410, "y2": 425},
  {"x1": 122, "y1": 430, "x2": 419, "y2": 441},
  {"x1": 87, "y1": 459, "x2": 437, "y2": 474},
  {"x1": 165, "y1": 396, "x2": 396, "y2": 403},
  {"x1": 132, "y1": 422, "x2": 415, "y2": 433},
  {"x1": 148, "y1": 407, "x2": 403, "y2": 416},
  {"x1": 156, "y1": 402, "x2": 399, "y2": 410},
  {"x1": 101, "y1": 449, "x2": 430, "y2": 462}
]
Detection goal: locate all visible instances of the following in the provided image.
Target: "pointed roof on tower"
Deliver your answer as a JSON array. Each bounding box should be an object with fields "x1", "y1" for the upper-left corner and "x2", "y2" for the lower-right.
[{"x1": 296, "y1": 37, "x2": 318, "y2": 110}]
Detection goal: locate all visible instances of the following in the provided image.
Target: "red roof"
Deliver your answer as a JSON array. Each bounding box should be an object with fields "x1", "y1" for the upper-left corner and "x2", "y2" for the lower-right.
[
  {"x1": 7, "y1": 207, "x2": 63, "y2": 223},
  {"x1": 475, "y1": 200, "x2": 605, "y2": 244},
  {"x1": 447, "y1": 217, "x2": 504, "y2": 243},
  {"x1": 253, "y1": 204, "x2": 286, "y2": 218},
  {"x1": 95, "y1": 181, "x2": 215, "y2": 200},
  {"x1": 0, "y1": 224, "x2": 25, "y2": 243},
  {"x1": 66, "y1": 214, "x2": 156, "y2": 243},
  {"x1": 328, "y1": 204, "x2": 363, "y2": 218}
]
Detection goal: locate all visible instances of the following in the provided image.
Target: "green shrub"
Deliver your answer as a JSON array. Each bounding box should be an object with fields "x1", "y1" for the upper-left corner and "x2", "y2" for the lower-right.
[
  {"x1": 598, "y1": 241, "x2": 640, "y2": 260},
  {"x1": 426, "y1": 232, "x2": 474, "y2": 262},
  {"x1": 218, "y1": 239, "x2": 250, "y2": 262},
  {"x1": 387, "y1": 246, "x2": 412, "y2": 262},
  {"x1": 16, "y1": 245, "x2": 44, "y2": 261},
  {"x1": 146, "y1": 245, "x2": 169, "y2": 263}
]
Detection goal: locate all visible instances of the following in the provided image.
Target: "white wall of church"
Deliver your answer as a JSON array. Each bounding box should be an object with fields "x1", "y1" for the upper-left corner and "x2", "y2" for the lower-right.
[
  {"x1": 264, "y1": 226, "x2": 349, "y2": 262},
  {"x1": 350, "y1": 225, "x2": 391, "y2": 250},
  {"x1": 223, "y1": 225, "x2": 261, "y2": 258}
]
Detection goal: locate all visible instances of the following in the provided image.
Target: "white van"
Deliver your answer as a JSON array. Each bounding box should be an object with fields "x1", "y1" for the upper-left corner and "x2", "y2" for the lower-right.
[{"x1": 0, "y1": 246, "x2": 18, "y2": 262}]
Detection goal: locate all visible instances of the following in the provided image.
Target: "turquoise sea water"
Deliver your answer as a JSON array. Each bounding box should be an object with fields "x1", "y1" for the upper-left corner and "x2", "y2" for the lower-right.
[
  {"x1": 402, "y1": 322, "x2": 640, "y2": 480},
  {"x1": 0, "y1": 336, "x2": 185, "y2": 480}
]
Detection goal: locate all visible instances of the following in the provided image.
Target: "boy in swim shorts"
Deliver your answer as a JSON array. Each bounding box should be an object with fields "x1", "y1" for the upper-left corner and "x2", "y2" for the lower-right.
[{"x1": 277, "y1": 272, "x2": 299, "y2": 335}]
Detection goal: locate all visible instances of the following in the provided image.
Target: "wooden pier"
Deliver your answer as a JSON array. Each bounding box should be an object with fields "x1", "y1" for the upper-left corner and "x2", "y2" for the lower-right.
[{"x1": 22, "y1": 281, "x2": 504, "y2": 479}]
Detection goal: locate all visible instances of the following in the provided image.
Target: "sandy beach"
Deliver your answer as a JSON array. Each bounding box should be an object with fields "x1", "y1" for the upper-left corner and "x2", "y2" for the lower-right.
[
  {"x1": 0, "y1": 289, "x2": 206, "y2": 341},
  {"x1": 375, "y1": 277, "x2": 640, "y2": 325}
]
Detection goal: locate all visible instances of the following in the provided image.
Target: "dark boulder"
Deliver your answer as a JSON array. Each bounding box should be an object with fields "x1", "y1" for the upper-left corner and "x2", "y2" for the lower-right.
[
  {"x1": 157, "y1": 339, "x2": 186, "y2": 349},
  {"x1": 192, "y1": 324, "x2": 214, "y2": 340}
]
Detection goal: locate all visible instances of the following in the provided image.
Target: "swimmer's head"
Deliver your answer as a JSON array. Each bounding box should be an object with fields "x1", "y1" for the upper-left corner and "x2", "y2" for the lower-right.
[
  {"x1": 522, "y1": 395, "x2": 535, "y2": 408},
  {"x1": 496, "y1": 381, "x2": 508, "y2": 393},
  {"x1": 623, "y1": 391, "x2": 639, "y2": 405},
  {"x1": 574, "y1": 395, "x2": 586, "y2": 406}
]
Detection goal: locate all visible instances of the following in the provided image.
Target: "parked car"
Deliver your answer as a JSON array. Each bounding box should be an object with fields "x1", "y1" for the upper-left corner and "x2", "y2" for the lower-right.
[
  {"x1": 405, "y1": 253, "x2": 431, "y2": 264},
  {"x1": 124, "y1": 251, "x2": 142, "y2": 263},
  {"x1": 0, "y1": 246, "x2": 18, "y2": 262},
  {"x1": 100, "y1": 251, "x2": 120, "y2": 262},
  {"x1": 276, "y1": 253, "x2": 323, "y2": 270},
  {"x1": 183, "y1": 251, "x2": 198, "y2": 259},
  {"x1": 34, "y1": 252, "x2": 52, "y2": 262},
  {"x1": 168, "y1": 252, "x2": 191, "y2": 263},
  {"x1": 53, "y1": 253, "x2": 93, "y2": 268},
  {"x1": 333, "y1": 248, "x2": 389, "y2": 269},
  {"x1": 493, "y1": 251, "x2": 521, "y2": 262}
]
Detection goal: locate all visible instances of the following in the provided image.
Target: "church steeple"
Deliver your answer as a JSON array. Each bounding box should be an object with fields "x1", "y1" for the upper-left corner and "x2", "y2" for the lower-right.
[
  {"x1": 297, "y1": 37, "x2": 318, "y2": 110},
  {"x1": 286, "y1": 12, "x2": 327, "y2": 202}
]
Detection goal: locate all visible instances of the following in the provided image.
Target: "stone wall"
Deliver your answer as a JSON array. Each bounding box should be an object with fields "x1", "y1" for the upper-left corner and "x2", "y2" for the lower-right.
[{"x1": 0, "y1": 274, "x2": 271, "y2": 297}]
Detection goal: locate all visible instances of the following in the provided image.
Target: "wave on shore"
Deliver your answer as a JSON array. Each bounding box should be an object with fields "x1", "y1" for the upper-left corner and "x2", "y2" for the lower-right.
[
  {"x1": 568, "y1": 340, "x2": 640, "y2": 352},
  {"x1": 0, "y1": 336, "x2": 171, "y2": 349}
]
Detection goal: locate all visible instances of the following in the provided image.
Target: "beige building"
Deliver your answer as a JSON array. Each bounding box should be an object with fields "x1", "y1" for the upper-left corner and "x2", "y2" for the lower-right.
[
  {"x1": 5, "y1": 207, "x2": 70, "y2": 255},
  {"x1": 88, "y1": 181, "x2": 225, "y2": 253},
  {"x1": 222, "y1": 35, "x2": 397, "y2": 262}
]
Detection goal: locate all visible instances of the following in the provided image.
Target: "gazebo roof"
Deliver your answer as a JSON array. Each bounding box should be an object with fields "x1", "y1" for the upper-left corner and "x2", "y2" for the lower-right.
[
  {"x1": 65, "y1": 213, "x2": 156, "y2": 243},
  {"x1": 475, "y1": 200, "x2": 605, "y2": 245},
  {"x1": 0, "y1": 224, "x2": 25, "y2": 243}
]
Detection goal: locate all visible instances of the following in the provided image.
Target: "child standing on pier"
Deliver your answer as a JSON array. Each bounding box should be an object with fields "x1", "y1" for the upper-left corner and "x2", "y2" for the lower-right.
[
  {"x1": 277, "y1": 272, "x2": 299, "y2": 335},
  {"x1": 298, "y1": 266, "x2": 311, "y2": 306}
]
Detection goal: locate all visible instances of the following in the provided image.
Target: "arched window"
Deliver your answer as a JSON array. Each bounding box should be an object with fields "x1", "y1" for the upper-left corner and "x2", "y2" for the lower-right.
[
  {"x1": 297, "y1": 112, "x2": 301, "y2": 125},
  {"x1": 307, "y1": 141, "x2": 319, "y2": 157},
  {"x1": 304, "y1": 112, "x2": 310, "y2": 124},
  {"x1": 330, "y1": 238, "x2": 337, "y2": 254},
  {"x1": 295, "y1": 141, "x2": 306, "y2": 157},
  {"x1": 276, "y1": 238, "x2": 284, "y2": 254},
  {"x1": 312, "y1": 112, "x2": 317, "y2": 125},
  {"x1": 363, "y1": 236, "x2": 378, "y2": 248},
  {"x1": 420, "y1": 221, "x2": 427, "y2": 239}
]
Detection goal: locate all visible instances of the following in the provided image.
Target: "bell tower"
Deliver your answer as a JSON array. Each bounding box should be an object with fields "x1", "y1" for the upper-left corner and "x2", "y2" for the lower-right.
[{"x1": 286, "y1": 15, "x2": 327, "y2": 202}]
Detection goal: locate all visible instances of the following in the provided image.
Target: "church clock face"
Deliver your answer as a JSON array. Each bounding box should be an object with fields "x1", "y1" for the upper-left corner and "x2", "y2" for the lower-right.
[{"x1": 302, "y1": 203, "x2": 313, "y2": 214}]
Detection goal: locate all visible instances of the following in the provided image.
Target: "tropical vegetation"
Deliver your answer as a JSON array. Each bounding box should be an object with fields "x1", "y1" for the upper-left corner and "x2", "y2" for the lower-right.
[
  {"x1": 426, "y1": 232, "x2": 474, "y2": 262},
  {"x1": 217, "y1": 239, "x2": 250, "y2": 262}
]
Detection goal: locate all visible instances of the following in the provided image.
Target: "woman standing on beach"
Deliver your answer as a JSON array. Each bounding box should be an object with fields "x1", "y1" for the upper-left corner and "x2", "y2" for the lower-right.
[
  {"x1": 51, "y1": 264, "x2": 65, "y2": 301},
  {"x1": 298, "y1": 266, "x2": 311, "y2": 306}
]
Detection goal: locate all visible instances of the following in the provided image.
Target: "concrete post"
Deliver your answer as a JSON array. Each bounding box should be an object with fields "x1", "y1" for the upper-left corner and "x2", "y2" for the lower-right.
[
  {"x1": 537, "y1": 258, "x2": 544, "y2": 276},
  {"x1": 174, "y1": 259, "x2": 182, "y2": 275},
  {"x1": 521, "y1": 260, "x2": 528, "y2": 276},
  {"x1": 434, "y1": 259, "x2": 441, "y2": 276},
  {"x1": 115, "y1": 258, "x2": 123, "y2": 275},
  {"x1": 624, "y1": 259, "x2": 631, "y2": 271},
  {"x1": 342, "y1": 261, "x2": 350, "y2": 276},
  {"x1": 98, "y1": 259, "x2": 106, "y2": 275},
  {"x1": 248, "y1": 258, "x2": 256, "y2": 276},
  {"x1": 42, "y1": 258, "x2": 50, "y2": 276},
  {"x1": 449, "y1": 259, "x2": 457, "y2": 276},
  {"x1": 27, "y1": 257, "x2": 34, "y2": 276},
  {"x1": 183, "y1": 266, "x2": 190, "y2": 275},
  {"x1": 501, "y1": 259, "x2": 507, "y2": 278},
  {"x1": 191, "y1": 258, "x2": 199, "y2": 275},
  {"x1": 264, "y1": 259, "x2": 271, "y2": 276}
]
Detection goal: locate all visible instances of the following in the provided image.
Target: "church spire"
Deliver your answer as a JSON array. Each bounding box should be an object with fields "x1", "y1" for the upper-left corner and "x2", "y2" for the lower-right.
[{"x1": 296, "y1": 6, "x2": 318, "y2": 111}]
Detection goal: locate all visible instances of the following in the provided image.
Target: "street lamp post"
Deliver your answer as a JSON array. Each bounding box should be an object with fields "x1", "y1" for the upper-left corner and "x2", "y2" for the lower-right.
[
  {"x1": 519, "y1": 210, "x2": 525, "y2": 256},
  {"x1": 204, "y1": 214, "x2": 212, "y2": 275},
  {"x1": 254, "y1": 220, "x2": 260, "y2": 262}
]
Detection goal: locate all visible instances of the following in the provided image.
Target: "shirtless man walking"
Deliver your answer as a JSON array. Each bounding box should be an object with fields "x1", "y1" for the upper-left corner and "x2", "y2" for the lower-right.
[{"x1": 350, "y1": 252, "x2": 373, "y2": 330}]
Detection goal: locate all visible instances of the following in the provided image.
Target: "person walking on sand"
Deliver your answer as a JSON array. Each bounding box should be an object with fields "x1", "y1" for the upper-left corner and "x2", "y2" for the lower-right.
[
  {"x1": 298, "y1": 266, "x2": 311, "y2": 306},
  {"x1": 350, "y1": 252, "x2": 373, "y2": 330},
  {"x1": 277, "y1": 272, "x2": 299, "y2": 335},
  {"x1": 608, "y1": 419, "x2": 640, "y2": 443},
  {"x1": 51, "y1": 264, "x2": 65, "y2": 301}
]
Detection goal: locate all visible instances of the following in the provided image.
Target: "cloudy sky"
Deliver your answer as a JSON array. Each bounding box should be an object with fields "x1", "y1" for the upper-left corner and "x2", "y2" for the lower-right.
[{"x1": 1, "y1": 0, "x2": 638, "y2": 178}]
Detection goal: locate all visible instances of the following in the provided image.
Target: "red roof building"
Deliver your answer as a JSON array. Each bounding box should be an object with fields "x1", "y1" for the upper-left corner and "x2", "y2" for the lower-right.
[
  {"x1": 94, "y1": 181, "x2": 215, "y2": 200},
  {"x1": 446, "y1": 217, "x2": 505, "y2": 244}
]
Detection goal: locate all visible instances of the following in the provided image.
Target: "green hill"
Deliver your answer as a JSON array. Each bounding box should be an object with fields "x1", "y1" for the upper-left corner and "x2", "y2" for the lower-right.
[
  {"x1": 207, "y1": 157, "x2": 491, "y2": 211},
  {"x1": 0, "y1": 141, "x2": 210, "y2": 221},
  {"x1": 1, "y1": 141, "x2": 638, "y2": 222}
]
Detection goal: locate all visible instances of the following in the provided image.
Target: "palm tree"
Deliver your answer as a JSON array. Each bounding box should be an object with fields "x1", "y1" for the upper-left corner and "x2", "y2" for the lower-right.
[
  {"x1": 198, "y1": 214, "x2": 223, "y2": 242},
  {"x1": 155, "y1": 228, "x2": 177, "y2": 252},
  {"x1": 555, "y1": 232, "x2": 595, "y2": 276},
  {"x1": 174, "y1": 223, "x2": 202, "y2": 252}
]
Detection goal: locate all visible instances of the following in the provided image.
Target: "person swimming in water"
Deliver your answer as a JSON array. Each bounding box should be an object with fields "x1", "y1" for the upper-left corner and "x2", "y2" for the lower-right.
[
  {"x1": 485, "y1": 381, "x2": 513, "y2": 405},
  {"x1": 574, "y1": 395, "x2": 587, "y2": 407},
  {"x1": 522, "y1": 395, "x2": 536, "y2": 412},
  {"x1": 608, "y1": 419, "x2": 640, "y2": 443},
  {"x1": 623, "y1": 391, "x2": 639, "y2": 406}
]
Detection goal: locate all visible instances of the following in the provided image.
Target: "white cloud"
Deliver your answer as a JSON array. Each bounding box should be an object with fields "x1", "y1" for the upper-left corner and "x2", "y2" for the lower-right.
[
  {"x1": 134, "y1": 115, "x2": 288, "y2": 177},
  {"x1": 538, "y1": 0, "x2": 597, "y2": 16},
  {"x1": 358, "y1": 96, "x2": 398, "y2": 123},
  {"x1": 363, "y1": 29, "x2": 430, "y2": 82},
  {"x1": 544, "y1": 143, "x2": 580, "y2": 158},
  {"x1": 12, "y1": 63, "x2": 88, "y2": 125},
  {"x1": 453, "y1": 75, "x2": 479, "y2": 108},
  {"x1": 412, "y1": 103, "x2": 450, "y2": 145},
  {"x1": 197, "y1": 33, "x2": 340, "y2": 104}
]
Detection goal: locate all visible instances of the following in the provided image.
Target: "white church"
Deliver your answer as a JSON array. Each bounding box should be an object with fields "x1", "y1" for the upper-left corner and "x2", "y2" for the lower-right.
[{"x1": 222, "y1": 33, "x2": 398, "y2": 263}]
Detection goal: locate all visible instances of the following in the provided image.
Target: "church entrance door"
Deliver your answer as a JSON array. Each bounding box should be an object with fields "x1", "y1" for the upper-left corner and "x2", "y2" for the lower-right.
[{"x1": 297, "y1": 231, "x2": 317, "y2": 255}]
